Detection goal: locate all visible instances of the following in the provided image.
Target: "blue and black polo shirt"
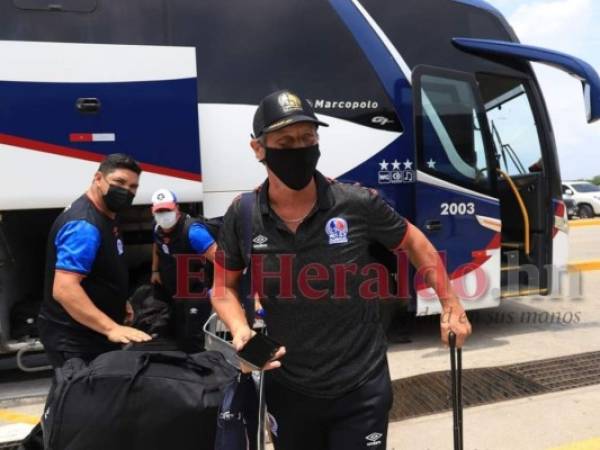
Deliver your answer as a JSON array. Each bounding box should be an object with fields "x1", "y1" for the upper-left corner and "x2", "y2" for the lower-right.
[
  {"x1": 218, "y1": 171, "x2": 409, "y2": 398},
  {"x1": 38, "y1": 194, "x2": 128, "y2": 353}
]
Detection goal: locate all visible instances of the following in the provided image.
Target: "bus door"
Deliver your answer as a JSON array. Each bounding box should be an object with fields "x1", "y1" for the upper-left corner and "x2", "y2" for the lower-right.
[
  {"x1": 453, "y1": 38, "x2": 600, "y2": 298},
  {"x1": 412, "y1": 66, "x2": 501, "y2": 315},
  {"x1": 475, "y1": 74, "x2": 553, "y2": 299}
]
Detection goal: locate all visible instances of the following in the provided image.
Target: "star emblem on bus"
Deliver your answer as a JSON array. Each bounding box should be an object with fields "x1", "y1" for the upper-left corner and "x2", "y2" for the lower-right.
[{"x1": 377, "y1": 158, "x2": 415, "y2": 185}]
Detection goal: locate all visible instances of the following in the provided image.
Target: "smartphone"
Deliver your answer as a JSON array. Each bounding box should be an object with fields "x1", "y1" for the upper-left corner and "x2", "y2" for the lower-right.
[{"x1": 237, "y1": 334, "x2": 282, "y2": 370}]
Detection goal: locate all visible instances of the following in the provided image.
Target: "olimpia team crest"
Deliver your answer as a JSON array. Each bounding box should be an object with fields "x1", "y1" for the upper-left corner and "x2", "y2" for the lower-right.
[{"x1": 325, "y1": 217, "x2": 348, "y2": 244}]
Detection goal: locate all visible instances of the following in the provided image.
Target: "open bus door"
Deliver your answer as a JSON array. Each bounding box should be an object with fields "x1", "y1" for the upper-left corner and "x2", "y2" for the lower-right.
[
  {"x1": 453, "y1": 38, "x2": 600, "y2": 298},
  {"x1": 412, "y1": 66, "x2": 502, "y2": 315}
]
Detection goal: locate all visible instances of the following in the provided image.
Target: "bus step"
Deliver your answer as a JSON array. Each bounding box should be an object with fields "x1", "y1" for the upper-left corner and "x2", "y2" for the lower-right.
[
  {"x1": 500, "y1": 287, "x2": 549, "y2": 298},
  {"x1": 501, "y1": 241, "x2": 524, "y2": 250}
]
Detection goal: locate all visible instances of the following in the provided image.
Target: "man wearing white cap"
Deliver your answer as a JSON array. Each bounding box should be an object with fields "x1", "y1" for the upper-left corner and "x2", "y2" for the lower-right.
[{"x1": 150, "y1": 188, "x2": 216, "y2": 351}]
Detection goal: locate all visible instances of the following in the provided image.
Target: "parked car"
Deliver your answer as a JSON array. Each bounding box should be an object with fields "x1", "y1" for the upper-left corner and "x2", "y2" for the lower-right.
[
  {"x1": 563, "y1": 194, "x2": 576, "y2": 219},
  {"x1": 562, "y1": 181, "x2": 600, "y2": 218}
]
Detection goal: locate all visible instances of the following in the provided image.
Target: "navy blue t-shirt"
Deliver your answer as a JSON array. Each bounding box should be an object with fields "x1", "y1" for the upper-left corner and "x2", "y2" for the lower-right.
[{"x1": 38, "y1": 194, "x2": 128, "y2": 353}]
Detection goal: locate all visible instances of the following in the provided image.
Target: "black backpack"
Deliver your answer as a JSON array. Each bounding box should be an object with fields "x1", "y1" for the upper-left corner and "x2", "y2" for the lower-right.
[
  {"x1": 41, "y1": 350, "x2": 238, "y2": 450},
  {"x1": 129, "y1": 284, "x2": 171, "y2": 337}
]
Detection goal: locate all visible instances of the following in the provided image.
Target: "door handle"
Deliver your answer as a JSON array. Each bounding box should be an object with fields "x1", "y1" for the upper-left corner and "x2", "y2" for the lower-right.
[
  {"x1": 76, "y1": 97, "x2": 101, "y2": 113},
  {"x1": 424, "y1": 220, "x2": 442, "y2": 232}
]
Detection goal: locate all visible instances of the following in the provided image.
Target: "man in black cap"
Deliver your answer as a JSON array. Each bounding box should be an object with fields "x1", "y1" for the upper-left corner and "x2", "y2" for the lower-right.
[{"x1": 212, "y1": 90, "x2": 472, "y2": 449}]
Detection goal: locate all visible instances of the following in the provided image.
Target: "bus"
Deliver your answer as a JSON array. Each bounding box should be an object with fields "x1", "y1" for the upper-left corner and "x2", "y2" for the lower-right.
[{"x1": 1, "y1": 0, "x2": 598, "y2": 366}]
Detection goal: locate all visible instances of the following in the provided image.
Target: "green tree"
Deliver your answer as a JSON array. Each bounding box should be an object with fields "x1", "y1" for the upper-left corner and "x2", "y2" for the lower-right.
[{"x1": 592, "y1": 175, "x2": 600, "y2": 186}]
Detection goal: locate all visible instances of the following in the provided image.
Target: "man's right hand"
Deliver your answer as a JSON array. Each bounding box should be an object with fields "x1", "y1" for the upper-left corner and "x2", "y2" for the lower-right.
[
  {"x1": 107, "y1": 325, "x2": 153, "y2": 344},
  {"x1": 150, "y1": 271, "x2": 162, "y2": 285},
  {"x1": 232, "y1": 325, "x2": 286, "y2": 373}
]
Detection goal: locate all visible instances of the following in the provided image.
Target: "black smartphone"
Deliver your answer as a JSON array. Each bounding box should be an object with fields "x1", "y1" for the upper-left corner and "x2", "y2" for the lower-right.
[{"x1": 237, "y1": 334, "x2": 282, "y2": 370}]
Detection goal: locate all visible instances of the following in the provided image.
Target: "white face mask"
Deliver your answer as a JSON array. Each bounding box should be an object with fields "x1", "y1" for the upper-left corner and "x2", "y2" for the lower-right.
[{"x1": 155, "y1": 211, "x2": 178, "y2": 229}]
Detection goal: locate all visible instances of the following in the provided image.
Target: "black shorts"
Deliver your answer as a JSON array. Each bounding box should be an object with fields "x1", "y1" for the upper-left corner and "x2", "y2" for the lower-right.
[{"x1": 265, "y1": 362, "x2": 393, "y2": 450}]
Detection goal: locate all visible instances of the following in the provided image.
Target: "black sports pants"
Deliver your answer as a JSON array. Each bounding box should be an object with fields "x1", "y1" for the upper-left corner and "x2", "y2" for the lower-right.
[{"x1": 265, "y1": 362, "x2": 393, "y2": 450}]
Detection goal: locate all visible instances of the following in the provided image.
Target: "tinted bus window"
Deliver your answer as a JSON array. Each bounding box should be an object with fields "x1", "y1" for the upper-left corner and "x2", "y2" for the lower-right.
[
  {"x1": 166, "y1": 0, "x2": 401, "y2": 132},
  {"x1": 0, "y1": 1, "x2": 165, "y2": 45},
  {"x1": 361, "y1": 0, "x2": 524, "y2": 78}
]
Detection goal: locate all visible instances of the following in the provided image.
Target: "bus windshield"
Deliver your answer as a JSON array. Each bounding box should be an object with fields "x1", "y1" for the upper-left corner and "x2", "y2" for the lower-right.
[{"x1": 477, "y1": 75, "x2": 544, "y2": 176}]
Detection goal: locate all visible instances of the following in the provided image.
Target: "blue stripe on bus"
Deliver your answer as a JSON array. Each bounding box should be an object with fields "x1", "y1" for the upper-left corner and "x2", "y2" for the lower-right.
[{"x1": 0, "y1": 78, "x2": 201, "y2": 176}]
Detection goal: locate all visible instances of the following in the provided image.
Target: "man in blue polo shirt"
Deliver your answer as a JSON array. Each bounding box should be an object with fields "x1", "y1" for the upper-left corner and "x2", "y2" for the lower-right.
[
  {"x1": 150, "y1": 188, "x2": 216, "y2": 351},
  {"x1": 38, "y1": 153, "x2": 152, "y2": 368}
]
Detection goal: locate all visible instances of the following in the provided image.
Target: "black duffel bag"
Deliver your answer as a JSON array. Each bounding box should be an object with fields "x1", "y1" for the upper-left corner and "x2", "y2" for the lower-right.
[{"x1": 41, "y1": 350, "x2": 238, "y2": 450}]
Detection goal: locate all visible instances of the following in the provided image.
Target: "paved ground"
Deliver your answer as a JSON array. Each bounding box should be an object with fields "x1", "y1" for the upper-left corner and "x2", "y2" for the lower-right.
[
  {"x1": 386, "y1": 223, "x2": 600, "y2": 450},
  {"x1": 1, "y1": 223, "x2": 599, "y2": 448},
  {"x1": 388, "y1": 385, "x2": 600, "y2": 450},
  {"x1": 388, "y1": 271, "x2": 600, "y2": 380}
]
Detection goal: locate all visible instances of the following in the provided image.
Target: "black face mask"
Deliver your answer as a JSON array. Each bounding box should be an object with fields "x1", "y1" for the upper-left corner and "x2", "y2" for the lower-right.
[
  {"x1": 103, "y1": 184, "x2": 135, "y2": 213},
  {"x1": 264, "y1": 144, "x2": 320, "y2": 190}
]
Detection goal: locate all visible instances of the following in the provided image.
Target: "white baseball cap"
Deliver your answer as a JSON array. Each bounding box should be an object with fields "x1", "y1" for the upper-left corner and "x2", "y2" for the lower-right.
[{"x1": 151, "y1": 188, "x2": 177, "y2": 212}]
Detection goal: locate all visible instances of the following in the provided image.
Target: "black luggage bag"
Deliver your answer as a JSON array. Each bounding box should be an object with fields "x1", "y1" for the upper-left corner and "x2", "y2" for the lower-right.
[{"x1": 41, "y1": 350, "x2": 238, "y2": 450}]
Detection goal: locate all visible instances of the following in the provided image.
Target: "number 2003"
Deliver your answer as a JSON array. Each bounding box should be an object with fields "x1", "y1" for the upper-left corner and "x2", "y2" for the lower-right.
[{"x1": 440, "y1": 202, "x2": 475, "y2": 215}]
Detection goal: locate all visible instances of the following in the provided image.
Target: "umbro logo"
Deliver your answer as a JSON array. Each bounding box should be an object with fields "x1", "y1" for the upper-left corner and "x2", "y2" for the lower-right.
[
  {"x1": 365, "y1": 432, "x2": 383, "y2": 446},
  {"x1": 252, "y1": 234, "x2": 269, "y2": 249},
  {"x1": 253, "y1": 235, "x2": 268, "y2": 245}
]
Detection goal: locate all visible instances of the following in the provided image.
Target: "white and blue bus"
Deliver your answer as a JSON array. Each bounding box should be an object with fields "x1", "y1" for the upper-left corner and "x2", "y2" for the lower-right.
[{"x1": 0, "y1": 0, "x2": 598, "y2": 362}]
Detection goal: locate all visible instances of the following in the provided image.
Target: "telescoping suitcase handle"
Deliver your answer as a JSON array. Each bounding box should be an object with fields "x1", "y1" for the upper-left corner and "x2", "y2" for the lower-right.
[{"x1": 449, "y1": 331, "x2": 463, "y2": 450}]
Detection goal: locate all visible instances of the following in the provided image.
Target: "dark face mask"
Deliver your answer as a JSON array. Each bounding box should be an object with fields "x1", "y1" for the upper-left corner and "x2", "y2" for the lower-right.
[
  {"x1": 103, "y1": 183, "x2": 135, "y2": 213},
  {"x1": 264, "y1": 144, "x2": 320, "y2": 190}
]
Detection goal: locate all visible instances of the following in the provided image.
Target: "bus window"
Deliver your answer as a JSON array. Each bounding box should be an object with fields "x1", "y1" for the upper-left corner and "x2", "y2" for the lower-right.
[
  {"x1": 479, "y1": 76, "x2": 543, "y2": 176},
  {"x1": 415, "y1": 71, "x2": 493, "y2": 192}
]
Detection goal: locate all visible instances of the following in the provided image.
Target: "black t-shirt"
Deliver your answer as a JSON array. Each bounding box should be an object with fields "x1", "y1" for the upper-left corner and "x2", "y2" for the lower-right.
[
  {"x1": 153, "y1": 215, "x2": 215, "y2": 299},
  {"x1": 38, "y1": 194, "x2": 128, "y2": 353},
  {"x1": 218, "y1": 171, "x2": 408, "y2": 398}
]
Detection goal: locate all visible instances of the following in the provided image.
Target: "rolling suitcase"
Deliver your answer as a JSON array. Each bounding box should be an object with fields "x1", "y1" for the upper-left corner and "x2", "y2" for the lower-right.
[{"x1": 449, "y1": 331, "x2": 464, "y2": 450}]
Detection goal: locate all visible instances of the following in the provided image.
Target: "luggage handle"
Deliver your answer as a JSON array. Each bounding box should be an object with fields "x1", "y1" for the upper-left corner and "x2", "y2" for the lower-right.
[{"x1": 449, "y1": 331, "x2": 464, "y2": 450}]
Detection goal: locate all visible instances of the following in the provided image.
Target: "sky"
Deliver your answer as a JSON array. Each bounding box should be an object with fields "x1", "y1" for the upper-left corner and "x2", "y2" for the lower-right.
[{"x1": 485, "y1": 0, "x2": 600, "y2": 180}]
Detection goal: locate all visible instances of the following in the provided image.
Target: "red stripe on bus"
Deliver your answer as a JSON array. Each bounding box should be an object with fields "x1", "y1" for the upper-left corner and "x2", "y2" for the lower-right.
[
  {"x1": 0, "y1": 133, "x2": 201, "y2": 182},
  {"x1": 69, "y1": 133, "x2": 94, "y2": 142}
]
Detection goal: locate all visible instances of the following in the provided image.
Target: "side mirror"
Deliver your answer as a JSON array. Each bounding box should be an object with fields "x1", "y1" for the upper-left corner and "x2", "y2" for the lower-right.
[{"x1": 565, "y1": 189, "x2": 574, "y2": 196}]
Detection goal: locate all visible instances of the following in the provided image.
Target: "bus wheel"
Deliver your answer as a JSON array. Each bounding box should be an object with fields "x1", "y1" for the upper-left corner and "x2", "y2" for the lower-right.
[{"x1": 578, "y1": 204, "x2": 593, "y2": 219}]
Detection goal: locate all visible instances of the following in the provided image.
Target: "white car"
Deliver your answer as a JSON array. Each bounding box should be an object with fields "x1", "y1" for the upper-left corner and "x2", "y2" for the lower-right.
[{"x1": 562, "y1": 181, "x2": 600, "y2": 218}]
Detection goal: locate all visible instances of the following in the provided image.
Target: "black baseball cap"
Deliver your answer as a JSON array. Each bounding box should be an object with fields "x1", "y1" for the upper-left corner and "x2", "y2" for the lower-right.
[{"x1": 252, "y1": 89, "x2": 329, "y2": 138}]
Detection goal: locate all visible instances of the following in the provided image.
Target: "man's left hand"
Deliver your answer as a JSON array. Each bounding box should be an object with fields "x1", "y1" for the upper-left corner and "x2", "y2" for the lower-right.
[
  {"x1": 440, "y1": 298, "x2": 472, "y2": 348},
  {"x1": 124, "y1": 301, "x2": 134, "y2": 326}
]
